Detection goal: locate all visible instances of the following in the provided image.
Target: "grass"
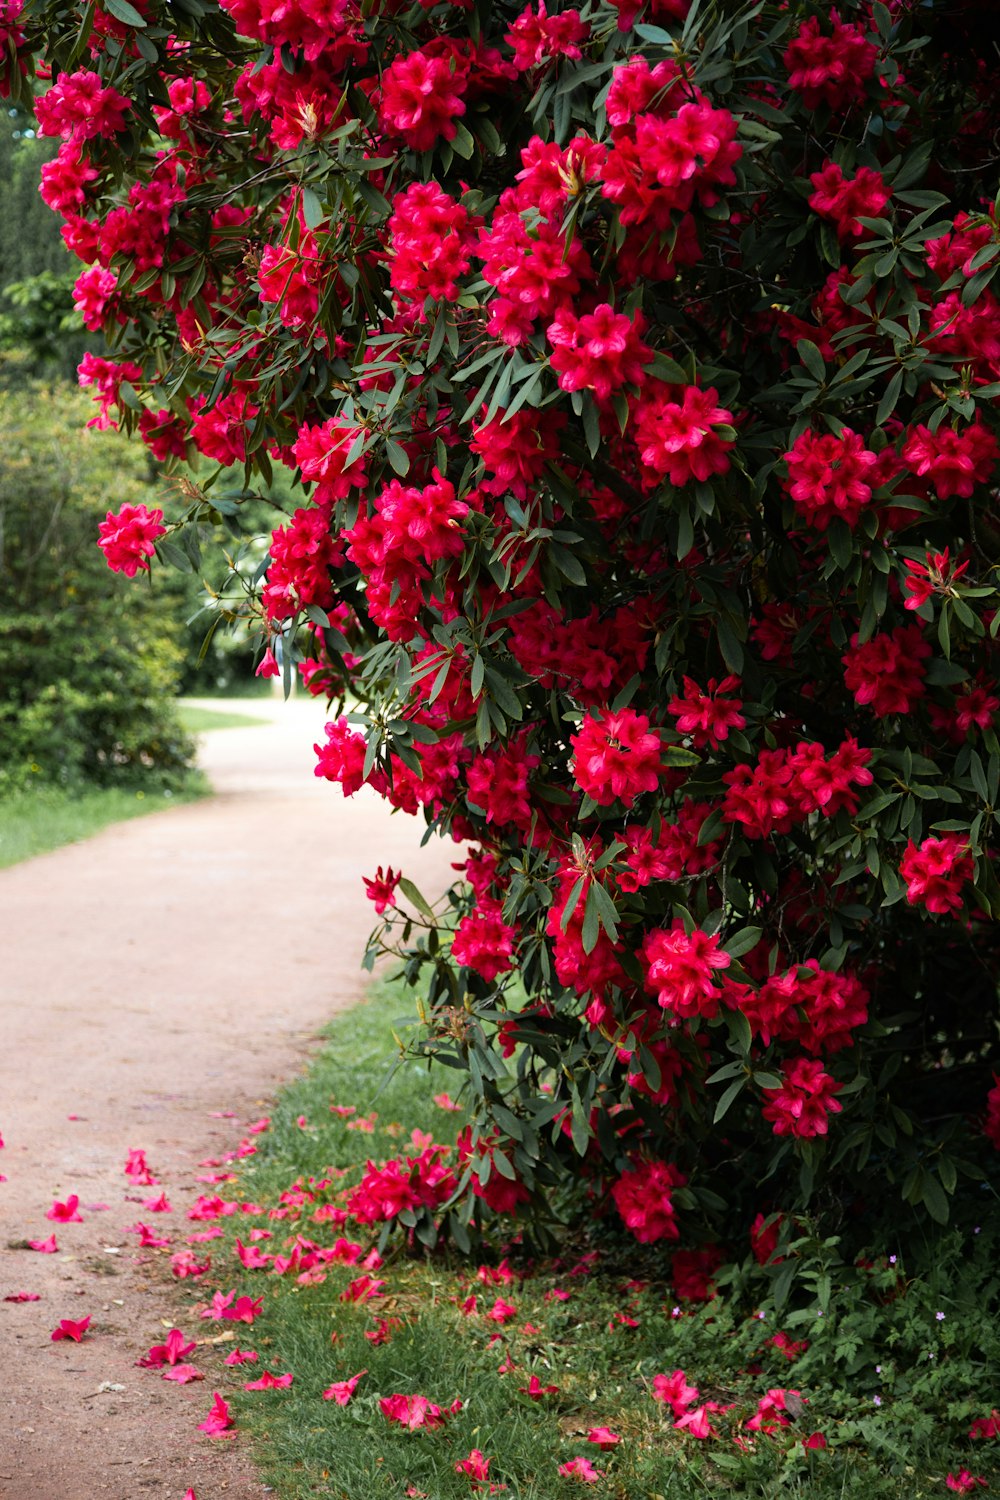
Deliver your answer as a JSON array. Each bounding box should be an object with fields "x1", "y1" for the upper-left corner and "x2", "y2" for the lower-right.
[
  {"x1": 166, "y1": 984, "x2": 1000, "y2": 1500},
  {"x1": 177, "y1": 702, "x2": 270, "y2": 734},
  {"x1": 0, "y1": 776, "x2": 207, "y2": 869}
]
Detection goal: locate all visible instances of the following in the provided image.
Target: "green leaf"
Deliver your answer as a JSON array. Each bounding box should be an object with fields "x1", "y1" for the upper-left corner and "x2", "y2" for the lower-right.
[
  {"x1": 796, "y1": 338, "x2": 826, "y2": 382},
  {"x1": 713, "y1": 1075, "x2": 747, "y2": 1124},
  {"x1": 724, "y1": 925, "x2": 762, "y2": 959},
  {"x1": 398, "y1": 878, "x2": 435, "y2": 922},
  {"x1": 385, "y1": 438, "x2": 410, "y2": 476},
  {"x1": 103, "y1": 0, "x2": 147, "y2": 24}
]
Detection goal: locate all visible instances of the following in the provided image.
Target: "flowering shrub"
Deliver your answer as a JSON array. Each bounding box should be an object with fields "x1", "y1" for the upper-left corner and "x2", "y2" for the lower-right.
[{"x1": 10, "y1": 0, "x2": 1000, "y2": 1250}]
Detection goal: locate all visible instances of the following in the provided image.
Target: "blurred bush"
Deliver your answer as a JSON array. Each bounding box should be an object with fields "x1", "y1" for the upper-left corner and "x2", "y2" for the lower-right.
[{"x1": 0, "y1": 369, "x2": 195, "y2": 792}]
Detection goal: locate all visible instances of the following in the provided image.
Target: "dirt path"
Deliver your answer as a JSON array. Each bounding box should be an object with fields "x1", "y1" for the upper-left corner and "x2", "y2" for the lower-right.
[{"x1": 0, "y1": 699, "x2": 459, "y2": 1500}]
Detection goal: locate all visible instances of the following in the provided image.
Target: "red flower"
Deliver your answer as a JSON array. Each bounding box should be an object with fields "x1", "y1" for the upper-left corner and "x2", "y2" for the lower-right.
[
  {"x1": 46, "y1": 1194, "x2": 83, "y2": 1223},
  {"x1": 808, "y1": 162, "x2": 890, "y2": 240},
  {"x1": 244, "y1": 1370, "x2": 293, "y2": 1390},
  {"x1": 783, "y1": 13, "x2": 877, "y2": 110},
  {"x1": 635, "y1": 384, "x2": 735, "y2": 486},
  {"x1": 642, "y1": 921, "x2": 731, "y2": 1020},
  {"x1": 784, "y1": 428, "x2": 878, "y2": 530},
  {"x1": 51, "y1": 1316, "x2": 90, "y2": 1342},
  {"x1": 322, "y1": 1370, "x2": 367, "y2": 1405},
  {"x1": 570, "y1": 709, "x2": 662, "y2": 807},
  {"x1": 557, "y1": 1457, "x2": 601, "y2": 1482},
  {"x1": 762, "y1": 1059, "x2": 843, "y2": 1139},
  {"x1": 652, "y1": 1368, "x2": 698, "y2": 1416},
  {"x1": 902, "y1": 421, "x2": 999, "y2": 500},
  {"x1": 611, "y1": 1158, "x2": 687, "y2": 1243},
  {"x1": 842, "y1": 625, "x2": 930, "y2": 717},
  {"x1": 137, "y1": 1329, "x2": 196, "y2": 1368},
  {"x1": 519, "y1": 1374, "x2": 560, "y2": 1398},
  {"x1": 668, "y1": 675, "x2": 745, "y2": 748},
  {"x1": 899, "y1": 834, "x2": 973, "y2": 917},
  {"x1": 197, "y1": 1392, "x2": 234, "y2": 1437},
  {"x1": 948, "y1": 1472, "x2": 988, "y2": 1493},
  {"x1": 547, "y1": 303, "x2": 651, "y2": 402},
  {"x1": 379, "y1": 48, "x2": 467, "y2": 152},
  {"x1": 970, "y1": 1409, "x2": 1000, "y2": 1440},
  {"x1": 363, "y1": 866, "x2": 401, "y2": 915},
  {"x1": 97, "y1": 504, "x2": 166, "y2": 578}
]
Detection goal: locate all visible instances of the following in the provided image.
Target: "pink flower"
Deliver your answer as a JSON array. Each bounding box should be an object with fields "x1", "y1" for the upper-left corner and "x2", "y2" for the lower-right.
[
  {"x1": 948, "y1": 1471, "x2": 988, "y2": 1492},
  {"x1": 903, "y1": 421, "x2": 998, "y2": 500},
  {"x1": 137, "y1": 1329, "x2": 196, "y2": 1368},
  {"x1": 36, "y1": 69, "x2": 130, "y2": 142},
  {"x1": 587, "y1": 1427, "x2": 621, "y2": 1450},
  {"x1": 557, "y1": 1456, "x2": 601, "y2": 1482},
  {"x1": 455, "y1": 1449, "x2": 493, "y2": 1483},
  {"x1": 322, "y1": 1370, "x2": 367, "y2": 1405},
  {"x1": 4, "y1": 1292, "x2": 40, "y2": 1302},
  {"x1": 451, "y1": 899, "x2": 517, "y2": 982},
  {"x1": 255, "y1": 647, "x2": 279, "y2": 679},
  {"x1": 783, "y1": 13, "x2": 876, "y2": 110},
  {"x1": 634, "y1": 384, "x2": 735, "y2": 486},
  {"x1": 674, "y1": 1402, "x2": 722, "y2": 1439},
  {"x1": 612, "y1": 1158, "x2": 687, "y2": 1244},
  {"x1": 969, "y1": 1409, "x2": 1000, "y2": 1440},
  {"x1": 783, "y1": 428, "x2": 878, "y2": 530},
  {"x1": 197, "y1": 1392, "x2": 235, "y2": 1437},
  {"x1": 547, "y1": 303, "x2": 651, "y2": 402},
  {"x1": 762, "y1": 1058, "x2": 843, "y2": 1139},
  {"x1": 379, "y1": 47, "x2": 467, "y2": 152},
  {"x1": 97, "y1": 504, "x2": 166, "y2": 577},
  {"x1": 808, "y1": 162, "x2": 890, "y2": 240},
  {"x1": 142, "y1": 1191, "x2": 173, "y2": 1212},
  {"x1": 642, "y1": 921, "x2": 731, "y2": 1020},
  {"x1": 46, "y1": 1194, "x2": 83, "y2": 1223},
  {"x1": 380, "y1": 1393, "x2": 450, "y2": 1429},
  {"x1": 244, "y1": 1370, "x2": 293, "y2": 1390},
  {"x1": 899, "y1": 834, "x2": 973, "y2": 917},
  {"x1": 51, "y1": 1316, "x2": 91, "y2": 1342},
  {"x1": 803, "y1": 1431, "x2": 827, "y2": 1450},
  {"x1": 652, "y1": 1368, "x2": 698, "y2": 1416},
  {"x1": 519, "y1": 1374, "x2": 559, "y2": 1398},
  {"x1": 225, "y1": 1347, "x2": 258, "y2": 1366},
  {"x1": 570, "y1": 709, "x2": 662, "y2": 807},
  {"x1": 28, "y1": 1235, "x2": 58, "y2": 1253},
  {"x1": 363, "y1": 866, "x2": 401, "y2": 915},
  {"x1": 486, "y1": 1297, "x2": 518, "y2": 1323},
  {"x1": 668, "y1": 675, "x2": 745, "y2": 748},
  {"x1": 163, "y1": 1364, "x2": 203, "y2": 1384}
]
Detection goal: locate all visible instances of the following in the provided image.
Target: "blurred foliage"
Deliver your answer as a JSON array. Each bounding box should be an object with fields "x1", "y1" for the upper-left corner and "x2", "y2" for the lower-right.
[
  {"x1": 0, "y1": 108, "x2": 88, "y2": 380},
  {"x1": 0, "y1": 368, "x2": 195, "y2": 792}
]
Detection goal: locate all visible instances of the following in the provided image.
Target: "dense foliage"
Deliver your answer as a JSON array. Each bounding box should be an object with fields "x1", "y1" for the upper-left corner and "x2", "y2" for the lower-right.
[
  {"x1": 8, "y1": 0, "x2": 1000, "y2": 1259},
  {"x1": 0, "y1": 373, "x2": 194, "y2": 791}
]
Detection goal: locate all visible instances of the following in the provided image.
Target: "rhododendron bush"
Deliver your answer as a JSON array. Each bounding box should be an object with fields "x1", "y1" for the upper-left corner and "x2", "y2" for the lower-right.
[{"x1": 10, "y1": 0, "x2": 1000, "y2": 1251}]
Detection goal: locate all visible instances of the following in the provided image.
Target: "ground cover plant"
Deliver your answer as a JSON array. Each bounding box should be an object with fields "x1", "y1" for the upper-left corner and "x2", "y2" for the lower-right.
[
  {"x1": 152, "y1": 984, "x2": 1000, "y2": 1500},
  {"x1": 9, "y1": 0, "x2": 1000, "y2": 1320},
  {"x1": 0, "y1": 780, "x2": 204, "y2": 867}
]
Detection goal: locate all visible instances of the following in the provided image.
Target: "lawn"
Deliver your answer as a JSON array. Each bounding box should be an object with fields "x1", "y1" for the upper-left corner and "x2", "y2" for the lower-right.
[
  {"x1": 0, "y1": 777, "x2": 207, "y2": 870},
  {"x1": 168, "y1": 984, "x2": 1000, "y2": 1500},
  {"x1": 177, "y1": 702, "x2": 270, "y2": 734}
]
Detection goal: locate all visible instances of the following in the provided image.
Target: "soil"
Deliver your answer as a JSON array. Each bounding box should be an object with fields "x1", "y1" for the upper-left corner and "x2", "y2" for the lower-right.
[{"x1": 0, "y1": 697, "x2": 459, "y2": 1500}]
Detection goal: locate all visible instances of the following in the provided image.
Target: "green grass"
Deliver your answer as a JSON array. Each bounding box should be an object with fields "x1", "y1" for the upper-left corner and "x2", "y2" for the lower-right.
[
  {"x1": 170, "y1": 986, "x2": 1000, "y2": 1500},
  {"x1": 177, "y1": 702, "x2": 270, "y2": 734},
  {"x1": 0, "y1": 776, "x2": 207, "y2": 869}
]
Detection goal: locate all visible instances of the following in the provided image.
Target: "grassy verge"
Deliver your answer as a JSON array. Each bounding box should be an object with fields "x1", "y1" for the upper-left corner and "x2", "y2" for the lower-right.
[
  {"x1": 177, "y1": 702, "x2": 270, "y2": 734},
  {"x1": 169, "y1": 985, "x2": 1000, "y2": 1500},
  {"x1": 0, "y1": 776, "x2": 207, "y2": 869}
]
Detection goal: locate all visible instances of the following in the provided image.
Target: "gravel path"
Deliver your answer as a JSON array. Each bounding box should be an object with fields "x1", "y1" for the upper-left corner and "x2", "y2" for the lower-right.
[{"x1": 0, "y1": 699, "x2": 458, "y2": 1499}]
